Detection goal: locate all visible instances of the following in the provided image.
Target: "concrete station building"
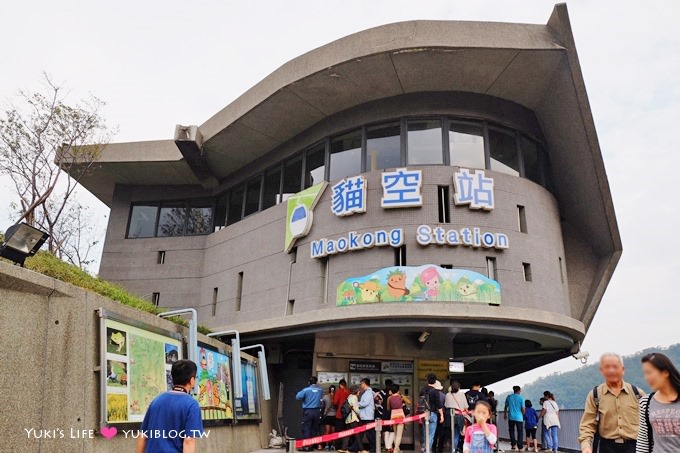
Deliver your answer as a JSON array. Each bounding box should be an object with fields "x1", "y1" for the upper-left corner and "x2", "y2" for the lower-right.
[{"x1": 68, "y1": 4, "x2": 620, "y2": 439}]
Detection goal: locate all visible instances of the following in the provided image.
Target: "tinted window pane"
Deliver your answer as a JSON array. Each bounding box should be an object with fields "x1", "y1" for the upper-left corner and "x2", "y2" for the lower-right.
[
  {"x1": 304, "y1": 144, "x2": 326, "y2": 188},
  {"x1": 214, "y1": 193, "x2": 227, "y2": 231},
  {"x1": 489, "y1": 128, "x2": 519, "y2": 176},
  {"x1": 449, "y1": 122, "x2": 485, "y2": 169},
  {"x1": 244, "y1": 177, "x2": 262, "y2": 217},
  {"x1": 227, "y1": 185, "x2": 244, "y2": 226},
  {"x1": 157, "y1": 203, "x2": 186, "y2": 237},
  {"x1": 186, "y1": 200, "x2": 213, "y2": 235},
  {"x1": 407, "y1": 119, "x2": 443, "y2": 165},
  {"x1": 281, "y1": 156, "x2": 303, "y2": 201},
  {"x1": 128, "y1": 205, "x2": 158, "y2": 238},
  {"x1": 521, "y1": 136, "x2": 542, "y2": 184},
  {"x1": 366, "y1": 122, "x2": 401, "y2": 171},
  {"x1": 330, "y1": 130, "x2": 362, "y2": 180},
  {"x1": 262, "y1": 166, "x2": 282, "y2": 209}
]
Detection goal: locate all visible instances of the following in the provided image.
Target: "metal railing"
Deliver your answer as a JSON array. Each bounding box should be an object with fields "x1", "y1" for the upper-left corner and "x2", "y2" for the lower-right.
[{"x1": 496, "y1": 409, "x2": 584, "y2": 452}]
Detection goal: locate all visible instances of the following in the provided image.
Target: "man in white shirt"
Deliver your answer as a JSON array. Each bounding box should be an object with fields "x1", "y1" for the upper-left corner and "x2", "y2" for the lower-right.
[{"x1": 445, "y1": 380, "x2": 469, "y2": 452}]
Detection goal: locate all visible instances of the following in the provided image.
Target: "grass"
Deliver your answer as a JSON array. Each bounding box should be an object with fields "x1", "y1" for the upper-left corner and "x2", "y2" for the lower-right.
[{"x1": 13, "y1": 250, "x2": 212, "y2": 334}]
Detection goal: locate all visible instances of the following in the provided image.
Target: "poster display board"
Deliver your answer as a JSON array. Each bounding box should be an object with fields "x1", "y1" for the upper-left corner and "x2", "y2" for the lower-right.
[
  {"x1": 195, "y1": 345, "x2": 233, "y2": 422},
  {"x1": 234, "y1": 359, "x2": 261, "y2": 420},
  {"x1": 350, "y1": 373, "x2": 381, "y2": 386},
  {"x1": 100, "y1": 310, "x2": 183, "y2": 425},
  {"x1": 318, "y1": 372, "x2": 347, "y2": 385}
]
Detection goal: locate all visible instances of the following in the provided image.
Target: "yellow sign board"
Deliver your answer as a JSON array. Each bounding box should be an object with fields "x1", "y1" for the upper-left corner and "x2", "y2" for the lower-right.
[{"x1": 416, "y1": 359, "x2": 449, "y2": 381}]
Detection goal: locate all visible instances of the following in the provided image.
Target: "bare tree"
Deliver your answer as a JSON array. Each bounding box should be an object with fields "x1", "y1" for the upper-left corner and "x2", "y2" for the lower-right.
[{"x1": 0, "y1": 74, "x2": 111, "y2": 266}]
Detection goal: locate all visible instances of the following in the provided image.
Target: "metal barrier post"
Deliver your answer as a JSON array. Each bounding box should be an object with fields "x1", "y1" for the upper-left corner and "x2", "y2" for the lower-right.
[
  {"x1": 287, "y1": 438, "x2": 297, "y2": 453},
  {"x1": 425, "y1": 410, "x2": 431, "y2": 453},
  {"x1": 450, "y1": 408, "x2": 455, "y2": 453},
  {"x1": 375, "y1": 419, "x2": 382, "y2": 453}
]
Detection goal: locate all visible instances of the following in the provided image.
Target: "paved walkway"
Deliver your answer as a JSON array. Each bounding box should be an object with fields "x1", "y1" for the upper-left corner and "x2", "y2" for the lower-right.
[{"x1": 250, "y1": 440, "x2": 523, "y2": 452}]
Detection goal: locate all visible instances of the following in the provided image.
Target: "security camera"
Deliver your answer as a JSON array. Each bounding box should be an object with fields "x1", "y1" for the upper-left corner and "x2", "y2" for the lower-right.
[
  {"x1": 573, "y1": 350, "x2": 590, "y2": 364},
  {"x1": 418, "y1": 331, "x2": 431, "y2": 343}
]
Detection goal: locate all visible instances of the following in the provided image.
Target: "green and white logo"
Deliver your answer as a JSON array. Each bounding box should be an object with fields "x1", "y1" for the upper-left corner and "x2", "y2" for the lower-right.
[{"x1": 284, "y1": 182, "x2": 327, "y2": 253}]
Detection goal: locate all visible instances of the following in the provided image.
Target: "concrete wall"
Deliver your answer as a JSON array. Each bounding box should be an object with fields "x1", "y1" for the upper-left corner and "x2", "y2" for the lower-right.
[{"x1": 0, "y1": 262, "x2": 272, "y2": 453}]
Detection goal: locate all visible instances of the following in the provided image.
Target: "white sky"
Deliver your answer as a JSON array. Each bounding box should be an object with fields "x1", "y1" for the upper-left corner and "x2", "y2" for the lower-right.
[{"x1": 2, "y1": 0, "x2": 679, "y2": 394}]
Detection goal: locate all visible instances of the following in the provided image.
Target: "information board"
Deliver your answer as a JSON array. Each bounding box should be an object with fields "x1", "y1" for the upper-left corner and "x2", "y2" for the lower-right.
[
  {"x1": 195, "y1": 345, "x2": 233, "y2": 422},
  {"x1": 100, "y1": 312, "x2": 183, "y2": 425},
  {"x1": 234, "y1": 359, "x2": 261, "y2": 420}
]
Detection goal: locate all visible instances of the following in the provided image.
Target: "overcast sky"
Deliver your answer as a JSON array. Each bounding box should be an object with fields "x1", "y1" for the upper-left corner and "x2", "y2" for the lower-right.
[{"x1": 2, "y1": 0, "x2": 679, "y2": 394}]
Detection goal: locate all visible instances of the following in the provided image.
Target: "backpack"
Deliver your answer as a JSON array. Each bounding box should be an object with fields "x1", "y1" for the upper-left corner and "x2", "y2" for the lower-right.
[
  {"x1": 416, "y1": 388, "x2": 432, "y2": 414},
  {"x1": 466, "y1": 390, "x2": 481, "y2": 409},
  {"x1": 341, "y1": 400, "x2": 353, "y2": 419},
  {"x1": 592, "y1": 384, "x2": 644, "y2": 452}
]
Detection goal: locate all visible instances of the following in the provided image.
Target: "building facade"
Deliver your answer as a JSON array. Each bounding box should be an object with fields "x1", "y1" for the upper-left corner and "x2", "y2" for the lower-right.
[{"x1": 68, "y1": 4, "x2": 621, "y2": 439}]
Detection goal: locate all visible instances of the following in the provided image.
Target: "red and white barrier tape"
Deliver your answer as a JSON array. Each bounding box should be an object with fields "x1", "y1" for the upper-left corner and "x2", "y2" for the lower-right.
[{"x1": 295, "y1": 412, "x2": 427, "y2": 448}]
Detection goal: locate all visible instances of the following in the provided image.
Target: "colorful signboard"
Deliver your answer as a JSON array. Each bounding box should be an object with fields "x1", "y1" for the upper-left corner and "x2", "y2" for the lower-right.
[
  {"x1": 195, "y1": 345, "x2": 233, "y2": 421},
  {"x1": 234, "y1": 359, "x2": 260, "y2": 420},
  {"x1": 284, "y1": 182, "x2": 327, "y2": 252},
  {"x1": 337, "y1": 265, "x2": 501, "y2": 305},
  {"x1": 100, "y1": 313, "x2": 183, "y2": 425}
]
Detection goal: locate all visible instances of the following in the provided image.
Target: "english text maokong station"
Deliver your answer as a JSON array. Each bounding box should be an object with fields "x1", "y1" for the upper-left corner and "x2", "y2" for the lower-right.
[{"x1": 67, "y1": 3, "x2": 620, "y2": 444}]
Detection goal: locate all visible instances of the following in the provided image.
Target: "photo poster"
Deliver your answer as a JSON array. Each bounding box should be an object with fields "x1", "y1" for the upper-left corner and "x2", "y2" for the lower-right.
[
  {"x1": 195, "y1": 344, "x2": 234, "y2": 422},
  {"x1": 102, "y1": 316, "x2": 182, "y2": 425},
  {"x1": 234, "y1": 359, "x2": 261, "y2": 420}
]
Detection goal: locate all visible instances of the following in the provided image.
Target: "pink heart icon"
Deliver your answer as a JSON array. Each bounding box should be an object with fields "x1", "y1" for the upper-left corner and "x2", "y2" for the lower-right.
[{"x1": 101, "y1": 426, "x2": 117, "y2": 439}]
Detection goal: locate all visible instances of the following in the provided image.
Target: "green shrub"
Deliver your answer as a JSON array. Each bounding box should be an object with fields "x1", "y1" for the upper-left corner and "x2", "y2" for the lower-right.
[{"x1": 22, "y1": 252, "x2": 211, "y2": 334}]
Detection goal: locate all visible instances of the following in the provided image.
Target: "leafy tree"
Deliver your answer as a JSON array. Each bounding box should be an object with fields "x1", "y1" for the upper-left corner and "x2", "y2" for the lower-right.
[{"x1": 0, "y1": 74, "x2": 111, "y2": 268}]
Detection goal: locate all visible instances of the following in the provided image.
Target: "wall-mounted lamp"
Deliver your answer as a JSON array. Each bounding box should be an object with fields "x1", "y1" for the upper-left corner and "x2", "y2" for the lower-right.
[{"x1": 418, "y1": 331, "x2": 431, "y2": 344}]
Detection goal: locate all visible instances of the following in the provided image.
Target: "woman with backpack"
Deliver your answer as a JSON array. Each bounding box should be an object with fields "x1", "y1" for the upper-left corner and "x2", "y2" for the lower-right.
[
  {"x1": 540, "y1": 392, "x2": 560, "y2": 453},
  {"x1": 339, "y1": 385, "x2": 361, "y2": 453},
  {"x1": 636, "y1": 352, "x2": 680, "y2": 453}
]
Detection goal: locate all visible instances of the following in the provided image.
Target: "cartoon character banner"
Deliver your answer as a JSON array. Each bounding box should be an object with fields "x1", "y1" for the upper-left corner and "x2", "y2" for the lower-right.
[
  {"x1": 101, "y1": 315, "x2": 183, "y2": 425},
  {"x1": 337, "y1": 265, "x2": 501, "y2": 306},
  {"x1": 195, "y1": 345, "x2": 233, "y2": 421}
]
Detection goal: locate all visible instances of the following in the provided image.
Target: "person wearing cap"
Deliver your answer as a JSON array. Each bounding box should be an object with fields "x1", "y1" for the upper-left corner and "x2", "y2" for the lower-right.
[
  {"x1": 296, "y1": 376, "x2": 324, "y2": 451},
  {"x1": 432, "y1": 380, "x2": 448, "y2": 452}
]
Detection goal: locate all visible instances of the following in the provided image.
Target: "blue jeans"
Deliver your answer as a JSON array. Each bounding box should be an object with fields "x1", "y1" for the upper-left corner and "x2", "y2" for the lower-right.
[
  {"x1": 547, "y1": 426, "x2": 559, "y2": 452},
  {"x1": 453, "y1": 419, "x2": 463, "y2": 451},
  {"x1": 542, "y1": 423, "x2": 552, "y2": 449},
  {"x1": 420, "y1": 412, "x2": 438, "y2": 452}
]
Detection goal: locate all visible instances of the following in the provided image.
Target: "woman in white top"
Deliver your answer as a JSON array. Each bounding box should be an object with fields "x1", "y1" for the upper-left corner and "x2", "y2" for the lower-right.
[
  {"x1": 540, "y1": 393, "x2": 560, "y2": 453},
  {"x1": 445, "y1": 380, "x2": 469, "y2": 452}
]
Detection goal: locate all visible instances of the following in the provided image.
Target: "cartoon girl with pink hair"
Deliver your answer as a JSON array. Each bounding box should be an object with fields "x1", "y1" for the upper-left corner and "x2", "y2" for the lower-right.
[{"x1": 420, "y1": 267, "x2": 441, "y2": 300}]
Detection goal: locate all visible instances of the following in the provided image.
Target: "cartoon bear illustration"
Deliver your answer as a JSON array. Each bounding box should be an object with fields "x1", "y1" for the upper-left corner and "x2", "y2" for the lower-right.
[
  {"x1": 420, "y1": 267, "x2": 441, "y2": 300},
  {"x1": 353, "y1": 280, "x2": 381, "y2": 303},
  {"x1": 386, "y1": 269, "x2": 410, "y2": 299},
  {"x1": 456, "y1": 276, "x2": 479, "y2": 299}
]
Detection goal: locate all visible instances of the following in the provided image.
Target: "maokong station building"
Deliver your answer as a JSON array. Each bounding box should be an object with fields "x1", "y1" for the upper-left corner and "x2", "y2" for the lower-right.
[{"x1": 67, "y1": 3, "x2": 620, "y2": 440}]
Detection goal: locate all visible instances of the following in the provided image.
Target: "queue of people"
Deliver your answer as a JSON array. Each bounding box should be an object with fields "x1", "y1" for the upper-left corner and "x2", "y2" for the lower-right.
[{"x1": 294, "y1": 351, "x2": 680, "y2": 453}]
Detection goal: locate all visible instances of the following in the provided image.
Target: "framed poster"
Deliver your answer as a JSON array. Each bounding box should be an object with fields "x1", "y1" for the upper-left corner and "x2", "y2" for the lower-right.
[
  {"x1": 318, "y1": 372, "x2": 347, "y2": 385},
  {"x1": 234, "y1": 358, "x2": 261, "y2": 421},
  {"x1": 350, "y1": 373, "x2": 380, "y2": 386},
  {"x1": 99, "y1": 309, "x2": 183, "y2": 426},
  {"x1": 196, "y1": 345, "x2": 233, "y2": 423}
]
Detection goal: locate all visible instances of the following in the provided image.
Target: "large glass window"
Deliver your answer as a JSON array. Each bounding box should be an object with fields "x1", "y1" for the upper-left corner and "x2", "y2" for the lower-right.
[
  {"x1": 128, "y1": 204, "x2": 158, "y2": 238},
  {"x1": 227, "y1": 185, "x2": 244, "y2": 226},
  {"x1": 262, "y1": 166, "x2": 282, "y2": 209},
  {"x1": 330, "y1": 130, "x2": 362, "y2": 180},
  {"x1": 243, "y1": 177, "x2": 262, "y2": 217},
  {"x1": 214, "y1": 193, "x2": 228, "y2": 231},
  {"x1": 449, "y1": 122, "x2": 485, "y2": 169},
  {"x1": 304, "y1": 143, "x2": 326, "y2": 188},
  {"x1": 157, "y1": 202, "x2": 187, "y2": 237},
  {"x1": 281, "y1": 156, "x2": 303, "y2": 201},
  {"x1": 521, "y1": 135, "x2": 542, "y2": 184},
  {"x1": 407, "y1": 119, "x2": 444, "y2": 165},
  {"x1": 366, "y1": 122, "x2": 401, "y2": 171},
  {"x1": 186, "y1": 199, "x2": 213, "y2": 235},
  {"x1": 489, "y1": 128, "x2": 519, "y2": 176}
]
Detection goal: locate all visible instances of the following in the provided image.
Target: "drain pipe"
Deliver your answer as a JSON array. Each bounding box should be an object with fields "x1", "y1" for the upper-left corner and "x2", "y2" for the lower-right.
[
  {"x1": 208, "y1": 330, "x2": 243, "y2": 398},
  {"x1": 240, "y1": 344, "x2": 271, "y2": 400}
]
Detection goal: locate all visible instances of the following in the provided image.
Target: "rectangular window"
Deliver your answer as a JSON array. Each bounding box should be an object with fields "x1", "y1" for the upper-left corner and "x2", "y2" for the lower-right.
[
  {"x1": 407, "y1": 119, "x2": 444, "y2": 165},
  {"x1": 281, "y1": 155, "x2": 303, "y2": 202},
  {"x1": 330, "y1": 130, "x2": 362, "y2": 181},
  {"x1": 127, "y1": 204, "x2": 158, "y2": 238},
  {"x1": 441, "y1": 264, "x2": 453, "y2": 269},
  {"x1": 304, "y1": 143, "x2": 327, "y2": 188},
  {"x1": 157, "y1": 202, "x2": 187, "y2": 237},
  {"x1": 236, "y1": 272, "x2": 243, "y2": 311},
  {"x1": 366, "y1": 122, "x2": 401, "y2": 171},
  {"x1": 262, "y1": 166, "x2": 282, "y2": 210},
  {"x1": 214, "y1": 193, "x2": 228, "y2": 231},
  {"x1": 438, "y1": 185, "x2": 451, "y2": 223},
  {"x1": 157, "y1": 251, "x2": 166, "y2": 264},
  {"x1": 286, "y1": 299, "x2": 295, "y2": 316},
  {"x1": 559, "y1": 257, "x2": 565, "y2": 284},
  {"x1": 151, "y1": 292, "x2": 160, "y2": 306},
  {"x1": 522, "y1": 262, "x2": 533, "y2": 282},
  {"x1": 243, "y1": 177, "x2": 262, "y2": 217},
  {"x1": 227, "y1": 185, "x2": 245, "y2": 226},
  {"x1": 186, "y1": 199, "x2": 213, "y2": 235},
  {"x1": 212, "y1": 287, "x2": 218, "y2": 316},
  {"x1": 321, "y1": 257, "x2": 329, "y2": 304},
  {"x1": 517, "y1": 205, "x2": 527, "y2": 233},
  {"x1": 394, "y1": 245, "x2": 407, "y2": 266},
  {"x1": 486, "y1": 257, "x2": 497, "y2": 280},
  {"x1": 489, "y1": 128, "x2": 520, "y2": 176},
  {"x1": 449, "y1": 122, "x2": 485, "y2": 169},
  {"x1": 521, "y1": 135, "x2": 542, "y2": 184}
]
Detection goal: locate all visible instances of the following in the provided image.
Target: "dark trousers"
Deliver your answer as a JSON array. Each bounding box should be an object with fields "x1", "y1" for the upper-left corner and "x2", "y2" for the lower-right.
[
  {"x1": 346, "y1": 421, "x2": 360, "y2": 452},
  {"x1": 598, "y1": 439, "x2": 636, "y2": 453},
  {"x1": 508, "y1": 420, "x2": 524, "y2": 448},
  {"x1": 433, "y1": 421, "x2": 448, "y2": 452},
  {"x1": 302, "y1": 408, "x2": 321, "y2": 440},
  {"x1": 335, "y1": 419, "x2": 347, "y2": 449},
  {"x1": 360, "y1": 419, "x2": 376, "y2": 452}
]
